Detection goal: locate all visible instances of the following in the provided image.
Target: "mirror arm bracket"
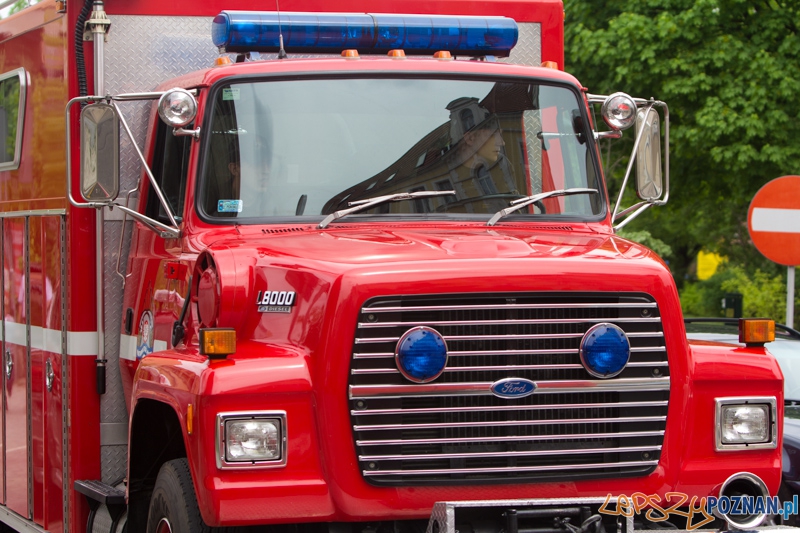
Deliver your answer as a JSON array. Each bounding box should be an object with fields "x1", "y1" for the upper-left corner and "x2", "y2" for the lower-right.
[{"x1": 174, "y1": 127, "x2": 200, "y2": 139}]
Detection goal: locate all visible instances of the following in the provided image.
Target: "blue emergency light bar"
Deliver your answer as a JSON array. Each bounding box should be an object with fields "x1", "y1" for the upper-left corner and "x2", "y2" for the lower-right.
[{"x1": 211, "y1": 11, "x2": 518, "y2": 56}]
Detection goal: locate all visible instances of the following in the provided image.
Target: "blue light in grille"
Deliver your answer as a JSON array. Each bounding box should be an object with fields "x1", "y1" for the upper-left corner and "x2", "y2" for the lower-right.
[
  {"x1": 579, "y1": 323, "x2": 630, "y2": 378},
  {"x1": 211, "y1": 11, "x2": 518, "y2": 56},
  {"x1": 395, "y1": 326, "x2": 448, "y2": 383}
]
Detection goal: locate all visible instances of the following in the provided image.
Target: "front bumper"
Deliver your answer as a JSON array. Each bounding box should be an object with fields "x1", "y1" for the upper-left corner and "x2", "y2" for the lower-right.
[{"x1": 426, "y1": 495, "x2": 800, "y2": 533}]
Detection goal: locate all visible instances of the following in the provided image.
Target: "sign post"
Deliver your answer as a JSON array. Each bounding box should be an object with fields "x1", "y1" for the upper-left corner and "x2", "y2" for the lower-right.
[{"x1": 747, "y1": 175, "x2": 800, "y2": 327}]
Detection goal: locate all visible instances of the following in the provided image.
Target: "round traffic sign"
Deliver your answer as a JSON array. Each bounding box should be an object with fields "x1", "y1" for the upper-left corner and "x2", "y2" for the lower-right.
[{"x1": 747, "y1": 175, "x2": 800, "y2": 266}]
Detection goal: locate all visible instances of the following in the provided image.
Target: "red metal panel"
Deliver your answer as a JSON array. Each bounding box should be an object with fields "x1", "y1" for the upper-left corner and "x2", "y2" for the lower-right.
[
  {"x1": 38, "y1": 216, "x2": 63, "y2": 532},
  {"x1": 30, "y1": 218, "x2": 44, "y2": 526},
  {"x1": 3, "y1": 217, "x2": 28, "y2": 518}
]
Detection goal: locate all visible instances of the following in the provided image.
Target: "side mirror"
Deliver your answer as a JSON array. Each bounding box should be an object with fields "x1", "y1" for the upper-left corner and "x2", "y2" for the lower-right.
[
  {"x1": 635, "y1": 107, "x2": 662, "y2": 201},
  {"x1": 80, "y1": 103, "x2": 120, "y2": 201}
]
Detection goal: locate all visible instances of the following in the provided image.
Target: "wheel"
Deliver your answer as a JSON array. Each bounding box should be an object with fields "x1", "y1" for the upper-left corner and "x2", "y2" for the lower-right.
[{"x1": 146, "y1": 458, "x2": 208, "y2": 533}]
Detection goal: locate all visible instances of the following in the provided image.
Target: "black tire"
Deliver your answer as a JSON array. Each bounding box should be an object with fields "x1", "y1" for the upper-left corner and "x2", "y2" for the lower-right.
[{"x1": 146, "y1": 458, "x2": 209, "y2": 533}]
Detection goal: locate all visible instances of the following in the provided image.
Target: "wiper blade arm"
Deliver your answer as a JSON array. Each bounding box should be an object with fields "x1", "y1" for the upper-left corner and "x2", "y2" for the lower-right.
[
  {"x1": 487, "y1": 188, "x2": 598, "y2": 226},
  {"x1": 318, "y1": 190, "x2": 456, "y2": 229}
]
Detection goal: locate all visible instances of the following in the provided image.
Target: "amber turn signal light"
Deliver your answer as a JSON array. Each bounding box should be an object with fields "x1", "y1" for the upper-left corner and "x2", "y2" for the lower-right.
[
  {"x1": 739, "y1": 318, "x2": 775, "y2": 346},
  {"x1": 200, "y1": 328, "x2": 237, "y2": 358}
]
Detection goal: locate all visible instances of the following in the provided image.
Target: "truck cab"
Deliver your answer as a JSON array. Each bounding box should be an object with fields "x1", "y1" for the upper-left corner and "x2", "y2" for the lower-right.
[{"x1": 0, "y1": 2, "x2": 784, "y2": 533}]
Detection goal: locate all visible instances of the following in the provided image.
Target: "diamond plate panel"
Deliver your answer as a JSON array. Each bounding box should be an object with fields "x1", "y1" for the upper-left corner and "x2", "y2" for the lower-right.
[
  {"x1": 105, "y1": 15, "x2": 219, "y2": 192},
  {"x1": 101, "y1": 445, "x2": 128, "y2": 486},
  {"x1": 100, "y1": 15, "x2": 218, "y2": 482},
  {"x1": 502, "y1": 23, "x2": 541, "y2": 67},
  {"x1": 101, "y1": 218, "x2": 131, "y2": 427}
]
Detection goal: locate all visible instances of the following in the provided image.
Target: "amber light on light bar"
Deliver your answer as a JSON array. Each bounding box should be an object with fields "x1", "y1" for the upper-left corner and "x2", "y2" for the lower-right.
[
  {"x1": 200, "y1": 328, "x2": 237, "y2": 357},
  {"x1": 739, "y1": 319, "x2": 775, "y2": 346}
]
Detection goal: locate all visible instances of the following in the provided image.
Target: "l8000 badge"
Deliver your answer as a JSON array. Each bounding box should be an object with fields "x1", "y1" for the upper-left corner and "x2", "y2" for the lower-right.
[{"x1": 256, "y1": 290, "x2": 296, "y2": 313}]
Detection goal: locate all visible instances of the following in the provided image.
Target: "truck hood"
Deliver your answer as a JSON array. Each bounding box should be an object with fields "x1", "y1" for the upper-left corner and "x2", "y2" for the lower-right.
[
  {"x1": 202, "y1": 224, "x2": 652, "y2": 266},
  {"x1": 196, "y1": 224, "x2": 679, "y2": 352}
]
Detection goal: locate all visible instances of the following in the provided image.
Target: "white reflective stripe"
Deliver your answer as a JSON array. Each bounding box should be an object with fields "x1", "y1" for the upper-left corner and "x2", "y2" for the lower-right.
[
  {"x1": 752, "y1": 208, "x2": 800, "y2": 233},
  {"x1": 67, "y1": 331, "x2": 100, "y2": 356},
  {"x1": 120, "y1": 334, "x2": 138, "y2": 361},
  {"x1": 3, "y1": 321, "x2": 26, "y2": 346},
  {"x1": 0, "y1": 321, "x2": 98, "y2": 356},
  {"x1": 0, "y1": 324, "x2": 166, "y2": 358},
  {"x1": 119, "y1": 334, "x2": 169, "y2": 361}
]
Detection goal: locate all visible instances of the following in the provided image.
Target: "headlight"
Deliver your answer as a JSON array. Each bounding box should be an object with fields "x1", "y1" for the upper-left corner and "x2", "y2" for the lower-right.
[
  {"x1": 157, "y1": 88, "x2": 197, "y2": 128},
  {"x1": 216, "y1": 412, "x2": 286, "y2": 469},
  {"x1": 715, "y1": 398, "x2": 776, "y2": 451}
]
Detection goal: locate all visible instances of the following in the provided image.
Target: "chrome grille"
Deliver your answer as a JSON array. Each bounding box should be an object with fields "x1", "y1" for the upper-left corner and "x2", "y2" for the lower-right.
[{"x1": 348, "y1": 293, "x2": 669, "y2": 485}]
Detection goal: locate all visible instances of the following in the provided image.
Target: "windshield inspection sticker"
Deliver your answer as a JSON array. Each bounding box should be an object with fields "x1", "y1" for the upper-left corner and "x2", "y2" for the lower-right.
[
  {"x1": 218, "y1": 199, "x2": 243, "y2": 213},
  {"x1": 256, "y1": 290, "x2": 296, "y2": 313},
  {"x1": 222, "y1": 87, "x2": 240, "y2": 101}
]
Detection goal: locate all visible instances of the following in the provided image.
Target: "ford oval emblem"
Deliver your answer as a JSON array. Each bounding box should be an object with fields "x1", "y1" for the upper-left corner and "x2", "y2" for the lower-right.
[{"x1": 491, "y1": 378, "x2": 537, "y2": 399}]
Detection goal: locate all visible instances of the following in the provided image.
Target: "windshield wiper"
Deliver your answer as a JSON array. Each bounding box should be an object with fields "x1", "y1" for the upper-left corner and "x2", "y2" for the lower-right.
[
  {"x1": 318, "y1": 190, "x2": 456, "y2": 229},
  {"x1": 486, "y1": 188, "x2": 599, "y2": 226}
]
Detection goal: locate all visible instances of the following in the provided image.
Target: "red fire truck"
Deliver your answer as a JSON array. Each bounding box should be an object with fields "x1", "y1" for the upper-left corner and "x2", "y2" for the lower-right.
[{"x1": 0, "y1": 0, "x2": 787, "y2": 532}]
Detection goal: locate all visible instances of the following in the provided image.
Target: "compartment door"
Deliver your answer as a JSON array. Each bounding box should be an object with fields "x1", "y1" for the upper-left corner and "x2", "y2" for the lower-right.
[{"x1": 3, "y1": 216, "x2": 29, "y2": 517}]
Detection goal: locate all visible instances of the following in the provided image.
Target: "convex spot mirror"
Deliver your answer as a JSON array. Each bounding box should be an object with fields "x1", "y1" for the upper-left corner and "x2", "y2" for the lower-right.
[
  {"x1": 635, "y1": 108, "x2": 663, "y2": 201},
  {"x1": 80, "y1": 103, "x2": 120, "y2": 202}
]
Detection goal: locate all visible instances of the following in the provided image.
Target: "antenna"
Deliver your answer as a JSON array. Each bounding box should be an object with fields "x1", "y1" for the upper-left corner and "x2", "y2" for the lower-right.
[{"x1": 276, "y1": 0, "x2": 287, "y2": 59}]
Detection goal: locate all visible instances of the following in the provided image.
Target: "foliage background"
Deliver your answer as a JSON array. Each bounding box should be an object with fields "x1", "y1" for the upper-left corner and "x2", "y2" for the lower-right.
[{"x1": 564, "y1": 0, "x2": 800, "y2": 328}]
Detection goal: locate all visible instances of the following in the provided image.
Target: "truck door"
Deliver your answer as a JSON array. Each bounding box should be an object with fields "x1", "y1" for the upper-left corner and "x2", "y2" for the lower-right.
[{"x1": 121, "y1": 120, "x2": 191, "y2": 366}]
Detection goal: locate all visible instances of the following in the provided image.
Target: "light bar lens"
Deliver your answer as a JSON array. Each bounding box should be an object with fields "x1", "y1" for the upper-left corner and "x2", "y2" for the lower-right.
[{"x1": 211, "y1": 11, "x2": 518, "y2": 56}]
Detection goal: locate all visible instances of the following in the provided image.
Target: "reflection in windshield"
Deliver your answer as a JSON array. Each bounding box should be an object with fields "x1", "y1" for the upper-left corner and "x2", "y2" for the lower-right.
[{"x1": 201, "y1": 77, "x2": 602, "y2": 221}]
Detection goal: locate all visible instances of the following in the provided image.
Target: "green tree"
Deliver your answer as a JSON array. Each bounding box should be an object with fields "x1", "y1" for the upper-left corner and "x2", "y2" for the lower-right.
[
  {"x1": 5, "y1": 0, "x2": 39, "y2": 16},
  {"x1": 564, "y1": 0, "x2": 800, "y2": 286}
]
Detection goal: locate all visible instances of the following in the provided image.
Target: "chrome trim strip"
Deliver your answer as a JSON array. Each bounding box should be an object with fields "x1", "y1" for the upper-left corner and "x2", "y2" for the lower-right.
[
  {"x1": 360, "y1": 444, "x2": 662, "y2": 462},
  {"x1": 354, "y1": 348, "x2": 577, "y2": 359},
  {"x1": 714, "y1": 397, "x2": 778, "y2": 451},
  {"x1": 351, "y1": 360, "x2": 667, "y2": 375},
  {"x1": 353, "y1": 346, "x2": 666, "y2": 359},
  {"x1": 356, "y1": 332, "x2": 586, "y2": 344},
  {"x1": 357, "y1": 430, "x2": 666, "y2": 447},
  {"x1": 362, "y1": 302, "x2": 658, "y2": 313},
  {"x1": 0, "y1": 209, "x2": 67, "y2": 218},
  {"x1": 363, "y1": 459, "x2": 660, "y2": 476},
  {"x1": 351, "y1": 400, "x2": 669, "y2": 416},
  {"x1": 357, "y1": 317, "x2": 663, "y2": 328},
  {"x1": 350, "y1": 377, "x2": 671, "y2": 398},
  {"x1": 354, "y1": 415, "x2": 667, "y2": 432}
]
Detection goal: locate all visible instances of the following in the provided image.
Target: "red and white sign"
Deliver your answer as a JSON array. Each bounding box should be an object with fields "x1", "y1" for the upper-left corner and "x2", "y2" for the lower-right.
[{"x1": 747, "y1": 175, "x2": 800, "y2": 266}]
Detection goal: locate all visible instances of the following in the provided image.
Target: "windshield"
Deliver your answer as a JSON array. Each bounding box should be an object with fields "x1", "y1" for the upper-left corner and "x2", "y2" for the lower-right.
[{"x1": 200, "y1": 76, "x2": 603, "y2": 222}]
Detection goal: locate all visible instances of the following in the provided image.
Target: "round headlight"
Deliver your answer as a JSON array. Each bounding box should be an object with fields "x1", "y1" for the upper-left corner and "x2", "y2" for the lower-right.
[
  {"x1": 395, "y1": 326, "x2": 448, "y2": 383},
  {"x1": 157, "y1": 88, "x2": 197, "y2": 128},
  {"x1": 601, "y1": 92, "x2": 637, "y2": 131},
  {"x1": 580, "y1": 323, "x2": 630, "y2": 378}
]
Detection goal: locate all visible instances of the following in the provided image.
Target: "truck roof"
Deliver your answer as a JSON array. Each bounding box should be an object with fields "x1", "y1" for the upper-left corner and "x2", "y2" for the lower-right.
[{"x1": 159, "y1": 56, "x2": 584, "y2": 92}]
